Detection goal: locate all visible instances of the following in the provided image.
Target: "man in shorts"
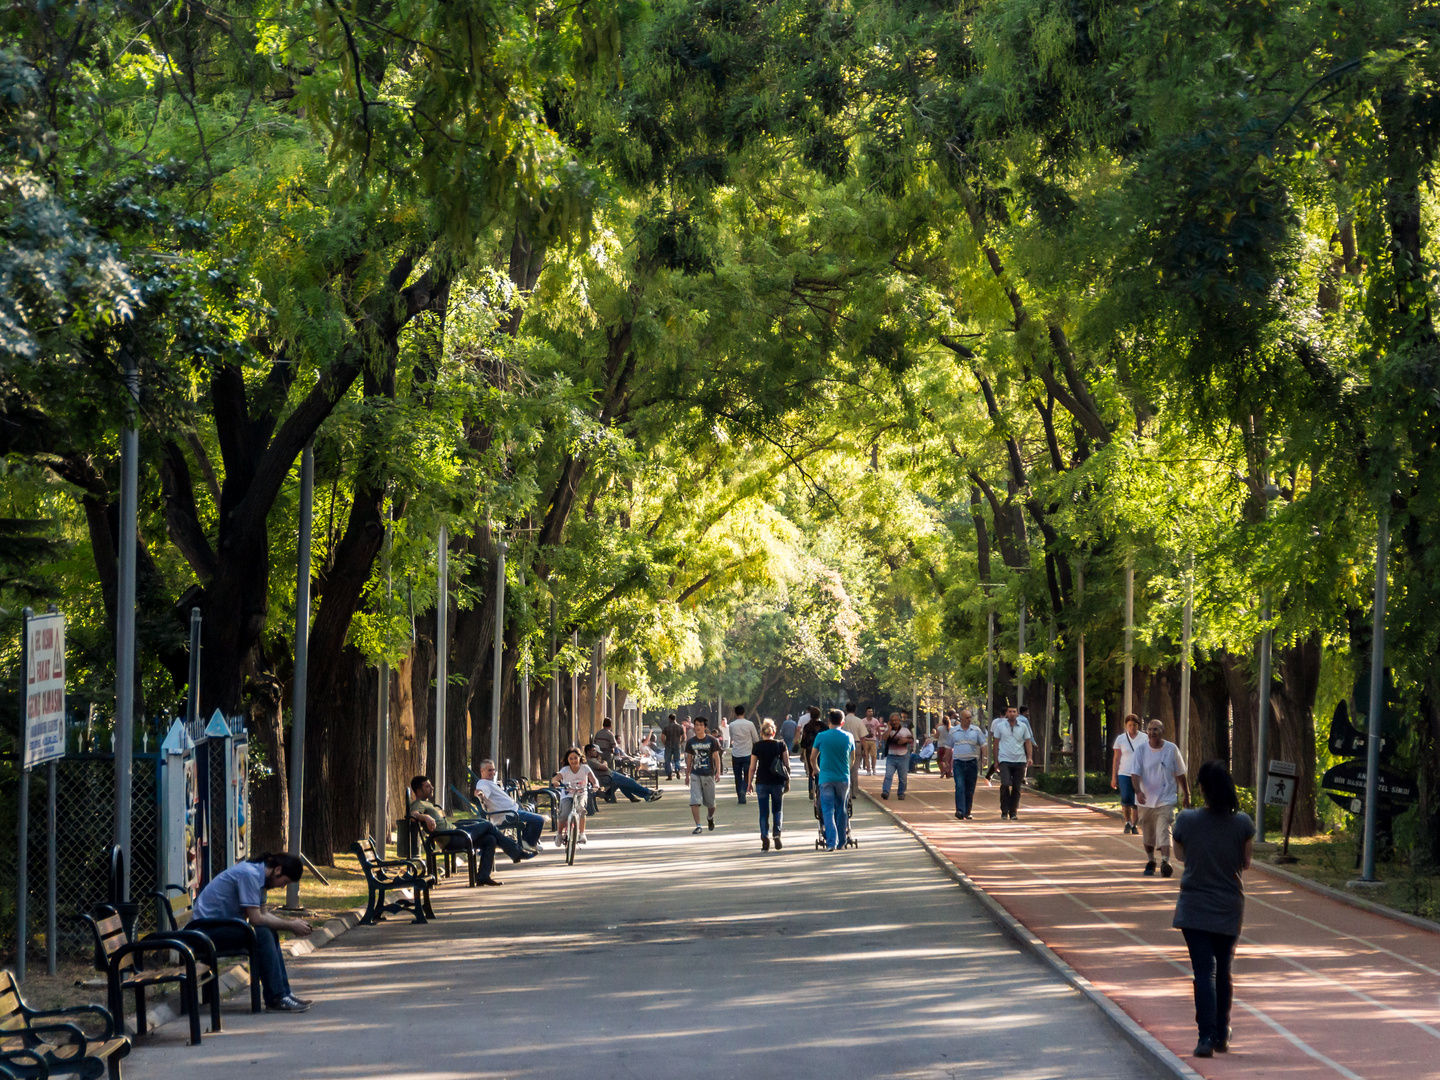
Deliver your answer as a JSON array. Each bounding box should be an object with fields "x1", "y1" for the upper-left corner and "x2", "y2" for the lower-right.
[
  {"x1": 1130, "y1": 719, "x2": 1192, "y2": 877},
  {"x1": 685, "y1": 717, "x2": 722, "y2": 834},
  {"x1": 1110, "y1": 713, "x2": 1144, "y2": 835}
]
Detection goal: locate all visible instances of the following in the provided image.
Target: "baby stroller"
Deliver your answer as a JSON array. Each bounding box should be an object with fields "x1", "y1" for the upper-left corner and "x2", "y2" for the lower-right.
[{"x1": 812, "y1": 786, "x2": 859, "y2": 850}]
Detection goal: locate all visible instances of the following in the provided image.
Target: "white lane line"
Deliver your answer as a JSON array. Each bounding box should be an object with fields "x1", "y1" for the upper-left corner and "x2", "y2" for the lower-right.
[{"x1": 902, "y1": 793, "x2": 1369, "y2": 1080}]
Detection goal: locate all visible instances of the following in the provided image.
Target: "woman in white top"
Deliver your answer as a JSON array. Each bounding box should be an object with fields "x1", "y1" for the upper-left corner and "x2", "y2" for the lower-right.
[
  {"x1": 552, "y1": 748, "x2": 599, "y2": 846},
  {"x1": 1111, "y1": 714, "x2": 1143, "y2": 835}
]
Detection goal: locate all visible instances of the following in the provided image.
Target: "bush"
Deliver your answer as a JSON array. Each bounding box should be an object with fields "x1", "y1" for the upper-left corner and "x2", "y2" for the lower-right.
[{"x1": 1033, "y1": 771, "x2": 1114, "y2": 796}]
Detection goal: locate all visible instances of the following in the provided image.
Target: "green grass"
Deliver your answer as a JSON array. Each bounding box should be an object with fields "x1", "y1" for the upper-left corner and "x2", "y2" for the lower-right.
[{"x1": 1256, "y1": 830, "x2": 1439, "y2": 923}]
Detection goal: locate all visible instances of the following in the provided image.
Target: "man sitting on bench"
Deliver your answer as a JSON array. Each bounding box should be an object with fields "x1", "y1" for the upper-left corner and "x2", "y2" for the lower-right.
[
  {"x1": 192, "y1": 851, "x2": 313, "y2": 1013},
  {"x1": 408, "y1": 776, "x2": 534, "y2": 887},
  {"x1": 584, "y1": 746, "x2": 663, "y2": 804},
  {"x1": 473, "y1": 759, "x2": 545, "y2": 851}
]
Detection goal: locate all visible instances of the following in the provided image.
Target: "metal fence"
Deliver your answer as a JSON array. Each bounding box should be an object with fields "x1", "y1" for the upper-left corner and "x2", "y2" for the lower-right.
[{"x1": 0, "y1": 753, "x2": 160, "y2": 965}]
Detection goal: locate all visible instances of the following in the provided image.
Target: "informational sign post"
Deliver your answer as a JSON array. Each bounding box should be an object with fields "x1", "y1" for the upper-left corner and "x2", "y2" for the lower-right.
[
  {"x1": 24, "y1": 613, "x2": 66, "y2": 769},
  {"x1": 1265, "y1": 760, "x2": 1300, "y2": 863}
]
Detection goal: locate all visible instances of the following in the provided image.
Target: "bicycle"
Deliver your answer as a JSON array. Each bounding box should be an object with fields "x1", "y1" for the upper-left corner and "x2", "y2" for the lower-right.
[{"x1": 562, "y1": 791, "x2": 586, "y2": 865}]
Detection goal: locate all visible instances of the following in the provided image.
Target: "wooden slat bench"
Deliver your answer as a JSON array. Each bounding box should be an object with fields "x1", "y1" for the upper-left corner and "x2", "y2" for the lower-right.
[
  {"x1": 79, "y1": 909, "x2": 219, "y2": 1046},
  {"x1": 0, "y1": 970, "x2": 130, "y2": 1078}
]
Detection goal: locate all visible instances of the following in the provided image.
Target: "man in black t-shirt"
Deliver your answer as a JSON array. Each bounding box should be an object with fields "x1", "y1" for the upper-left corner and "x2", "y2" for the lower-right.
[
  {"x1": 798, "y1": 708, "x2": 827, "y2": 800},
  {"x1": 685, "y1": 717, "x2": 722, "y2": 834}
]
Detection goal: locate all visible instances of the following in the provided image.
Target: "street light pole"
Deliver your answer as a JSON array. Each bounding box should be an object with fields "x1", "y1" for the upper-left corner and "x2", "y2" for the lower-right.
[
  {"x1": 1360, "y1": 505, "x2": 1390, "y2": 882},
  {"x1": 1254, "y1": 484, "x2": 1279, "y2": 843},
  {"x1": 1179, "y1": 556, "x2": 1194, "y2": 761},
  {"x1": 436, "y1": 524, "x2": 449, "y2": 797},
  {"x1": 1077, "y1": 566, "x2": 1086, "y2": 797},
  {"x1": 113, "y1": 354, "x2": 140, "y2": 898},
  {"x1": 1123, "y1": 558, "x2": 1134, "y2": 719},
  {"x1": 285, "y1": 442, "x2": 314, "y2": 910},
  {"x1": 489, "y1": 540, "x2": 507, "y2": 767}
]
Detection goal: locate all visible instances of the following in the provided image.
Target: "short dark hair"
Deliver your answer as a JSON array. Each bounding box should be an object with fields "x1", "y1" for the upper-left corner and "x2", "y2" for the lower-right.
[
  {"x1": 410, "y1": 775, "x2": 430, "y2": 793},
  {"x1": 602, "y1": 718, "x2": 612, "y2": 728},
  {"x1": 827, "y1": 709, "x2": 844, "y2": 726},
  {"x1": 846, "y1": 702, "x2": 857, "y2": 713},
  {"x1": 734, "y1": 704, "x2": 745, "y2": 716},
  {"x1": 694, "y1": 716, "x2": 708, "y2": 727},
  {"x1": 248, "y1": 851, "x2": 304, "y2": 882},
  {"x1": 668, "y1": 713, "x2": 676, "y2": 721},
  {"x1": 1018, "y1": 705, "x2": 1029, "y2": 715},
  {"x1": 1197, "y1": 760, "x2": 1240, "y2": 814}
]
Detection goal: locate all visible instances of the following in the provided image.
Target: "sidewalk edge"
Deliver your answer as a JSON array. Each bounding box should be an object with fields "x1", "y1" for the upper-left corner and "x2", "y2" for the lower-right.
[
  {"x1": 857, "y1": 789, "x2": 1202, "y2": 1080},
  {"x1": 131, "y1": 906, "x2": 367, "y2": 1037},
  {"x1": 1031, "y1": 788, "x2": 1440, "y2": 937}
]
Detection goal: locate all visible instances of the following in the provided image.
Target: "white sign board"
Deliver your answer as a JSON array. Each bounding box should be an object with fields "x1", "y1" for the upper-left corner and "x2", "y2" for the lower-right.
[
  {"x1": 1265, "y1": 759, "x2": 1298, "y2": 807},
  {"x1": 24, "y1": 613, "x2": 66, "y2": 769}
]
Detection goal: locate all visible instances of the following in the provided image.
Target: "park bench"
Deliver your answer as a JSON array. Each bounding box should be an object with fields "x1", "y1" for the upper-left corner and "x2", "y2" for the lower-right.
[
  {"x1": 398, "y1": 817, "x2": 483, "y2": 887},
  {"x1": 0, "y1": 971, "x2": 130, "y2": 1079},
  {"x1": 352, "y1": 839, "x2": 437, "y2": 925},
  {"x1": 79, "y1": 908, "x2": 220, "y2": 1046},
  {"x1": 0, "y1": 1049, "x2": 53, "y2": 1079},
  {"x1": 151, "y1": 885, "x2": 262, "y2": 1014}
]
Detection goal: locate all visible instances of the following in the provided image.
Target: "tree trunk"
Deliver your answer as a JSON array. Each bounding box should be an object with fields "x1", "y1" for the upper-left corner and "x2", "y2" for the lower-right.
[
  {"x1": 1221, "y1": 650, "x2": 1257, "y2": 788},
  {"x1": 1272, "y1": 635, "x2": 1321, "y2": 835},
  {"x1": 244, "y1": 668, "x2": 287, "y2": 853}
]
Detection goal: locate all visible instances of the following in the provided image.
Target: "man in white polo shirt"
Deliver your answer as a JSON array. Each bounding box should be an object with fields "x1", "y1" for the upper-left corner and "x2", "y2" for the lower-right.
[
  {"x1": 727, "y1": 705, "x2": 759, "y2": 805},
  {"x1": 1130, "y1": 719, "x2": 1191, "y2": 877},
  {"x1": 990, "y1": 706, "x2": 1034, "y2": 820}
]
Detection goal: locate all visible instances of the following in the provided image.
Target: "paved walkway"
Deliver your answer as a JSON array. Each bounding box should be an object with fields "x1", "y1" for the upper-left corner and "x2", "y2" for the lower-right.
[
  {"x1": 858, "y1": 771, "x2": 1440, "y2": 1080},
  {"x1": 130, "y1": 775, "x2": 1160, "y2": 1080}
]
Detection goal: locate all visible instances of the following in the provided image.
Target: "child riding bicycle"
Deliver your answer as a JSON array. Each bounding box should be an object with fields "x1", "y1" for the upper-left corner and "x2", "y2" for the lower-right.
[{"x1": 552, "y1": 747, "x2": 599, "y2": 847}]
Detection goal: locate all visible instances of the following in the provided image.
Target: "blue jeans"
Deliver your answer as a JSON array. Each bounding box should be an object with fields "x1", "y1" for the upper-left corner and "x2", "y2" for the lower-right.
[
  {"x1": 882, "y1": 754, "x2": 908, "y2": 796},
  {"x1": 664, "y1": 747, "x2": 682, "y2": 778},
  {"x1": 755, "y1": 782, "x2": 784, "y2": 837},
  {"x1": 953, "y1": 758, "x2": 979, "y2": 816},
  {"x1": 1181, "y1": 928, "x2": 1237, "y2": 1042},
  {"x1": 818, "y1": 780, "x2": 850, "y2": 848},
  {"x1": 605, "y1": 772, "x2": 654, "y2": 801},
  {"x1": 203, "y1": 924, "x2": 290, "y2": 1005},
  {"x1": 732, "y1": 755, "x2": 751, "y2": 801},
  {"x1": 497, "y1": 810, "x2": 544, "y2": 847}
]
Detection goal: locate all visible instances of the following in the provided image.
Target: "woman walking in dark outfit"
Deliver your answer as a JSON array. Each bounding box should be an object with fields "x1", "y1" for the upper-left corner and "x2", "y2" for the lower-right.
[
  {"x1": 1172, "y1": 761, "x2": 1255, "y2": 1058},
  {"x1": 750, "y1": 720, "x2": 790, "y2": 851}
]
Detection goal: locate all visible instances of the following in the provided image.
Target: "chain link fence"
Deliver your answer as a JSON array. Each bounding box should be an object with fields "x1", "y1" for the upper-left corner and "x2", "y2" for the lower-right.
[{"x1": 0, "y1": 752, "x2": 160, "y2": 964}]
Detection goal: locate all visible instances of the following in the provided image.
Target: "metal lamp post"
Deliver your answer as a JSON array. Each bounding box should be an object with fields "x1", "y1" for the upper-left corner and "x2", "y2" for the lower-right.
[
  {"x1": 1254, "y1": 484, "x2": 1280, "y2": 843},
  {"x1": 285, "y1": 442, "x2": 314, "y2": 910},
  {"x1": 1359, "y1": 505, "x2": 1390, "y2": 883}
]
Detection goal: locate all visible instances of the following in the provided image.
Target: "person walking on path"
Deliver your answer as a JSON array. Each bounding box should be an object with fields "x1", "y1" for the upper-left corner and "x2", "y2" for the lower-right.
[
  {"x1": 798, "y1": 707, "x2": 826, "y2": 800},
  {"x1": 1172, "y1": 761, "x2": 1255, "y2": 1058},
  {"x1": 990, "y1": 707, "x2": 1034, "y2": 820},
  {"x1": 946, "y1": 709, "x2": 986, "y2": 819},
  {"x1": 662, "y1": 713, "x2": 686, "y2": 779},
  {"x1": 1111, "y1": 714, "x2": 1144, "y2": 835},
  {"x1": 810, "y1": 710, "x2": 854, "y2": 850},
  {"x1": 879, "y1": 713, "x2": 913, "y2": 800},
  {"x1": 936, "y1": 715, "x2": 952, "y2": 779},
  {"x1": 727, "y1": 705, "x2": 759, "y2": 804},
  {"x1": 861, "y1": 708, "x2": 882, "y2": 775},
  {"x1": 750, "y1": 719, "x2": 790, "y2": 851},
  {"x1": 779, "y1": 713, "x2": 798, "y2": 751},
  {"x1": 1130, "y1": 719, "x2": 1192, "y2": 876},
  {"x1": 840, "y1": 703, "x2": 866, "y2": 791},
  {"x1": 685, "y1": 716, "x2": 723, "y2": 834}
]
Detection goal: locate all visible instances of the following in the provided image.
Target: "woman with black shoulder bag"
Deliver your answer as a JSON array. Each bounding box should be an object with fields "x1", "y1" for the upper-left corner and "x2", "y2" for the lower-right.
[{"x1": 750, "y1": 719, "x2": 791, "y2": 852}]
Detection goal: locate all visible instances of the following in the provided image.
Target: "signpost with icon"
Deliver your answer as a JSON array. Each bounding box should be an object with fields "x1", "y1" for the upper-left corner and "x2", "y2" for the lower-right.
[
  {"x1": 1264, "y1": 759, "x2": 1300, "y2": 863},
  {"x1": 17, "y1": 608, "x2": 67, "y2": 981}
]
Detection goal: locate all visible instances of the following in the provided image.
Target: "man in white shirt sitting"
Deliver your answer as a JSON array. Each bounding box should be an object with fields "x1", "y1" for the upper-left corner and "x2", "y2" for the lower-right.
[{"x1": 474, "y1": 759, "x2": 545, "y2": 852}]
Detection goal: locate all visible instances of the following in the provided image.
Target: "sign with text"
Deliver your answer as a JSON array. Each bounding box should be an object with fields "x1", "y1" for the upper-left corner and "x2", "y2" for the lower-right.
[
  {"x1": 1264, "y1": 760, "x2": 1299, "y2": 807},
  {"x1": 1320, "y1": 761, "x2": 1417, "y2": 808},
  {"x1": 24, "y1": 612, "x2": 66, "y2": 769}
]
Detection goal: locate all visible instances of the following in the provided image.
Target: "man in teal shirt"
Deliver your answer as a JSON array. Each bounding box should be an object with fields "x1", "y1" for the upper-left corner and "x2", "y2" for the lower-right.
[{"x1": 809, "y1": 710, "x2": 856, "y2": 850}]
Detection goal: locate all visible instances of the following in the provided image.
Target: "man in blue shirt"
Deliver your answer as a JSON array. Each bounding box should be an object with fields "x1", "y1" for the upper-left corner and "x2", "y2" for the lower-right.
[
  {"x1": 809, "y1": 710, "x2": 856, "y2": 851},
  {"x1": 192, "y1": 852, "x2": 313, "y2": 1012}
]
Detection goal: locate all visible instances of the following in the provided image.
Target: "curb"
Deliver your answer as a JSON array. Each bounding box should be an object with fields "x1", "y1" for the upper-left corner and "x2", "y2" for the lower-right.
[
  {"x1": 130, "y1": 907, "x2": 366, "y2": 1037},
  {"x1": 857, "y1": 789, "x2": 1202, "y2": 1080},
  {"x1": 1030, "y1": 788, "x2": 1440, "y2": 938}
]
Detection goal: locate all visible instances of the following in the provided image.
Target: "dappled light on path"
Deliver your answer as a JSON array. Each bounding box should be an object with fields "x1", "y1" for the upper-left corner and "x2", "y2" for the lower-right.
[
  {"x1": 127, "y1": 775, "x2": 1157, "y2": 1080},
  {"x1": 866, "y1": 774, "x2": 1440, "y2": 1080}
]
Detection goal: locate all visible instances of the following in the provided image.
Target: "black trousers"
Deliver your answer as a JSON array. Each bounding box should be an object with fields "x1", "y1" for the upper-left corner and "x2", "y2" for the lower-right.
[
  {"x1": 1182, "y1": 928, "x2": 1238, "y2": 1042},
  {"x1": 998, "y1": 762, "x2": 1027, "y2": 815}
]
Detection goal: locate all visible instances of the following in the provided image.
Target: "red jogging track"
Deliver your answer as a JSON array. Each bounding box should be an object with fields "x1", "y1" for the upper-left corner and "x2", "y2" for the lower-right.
[{"x1": 858, "y1": 773, "x2": 1440, "y2": 1080}]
